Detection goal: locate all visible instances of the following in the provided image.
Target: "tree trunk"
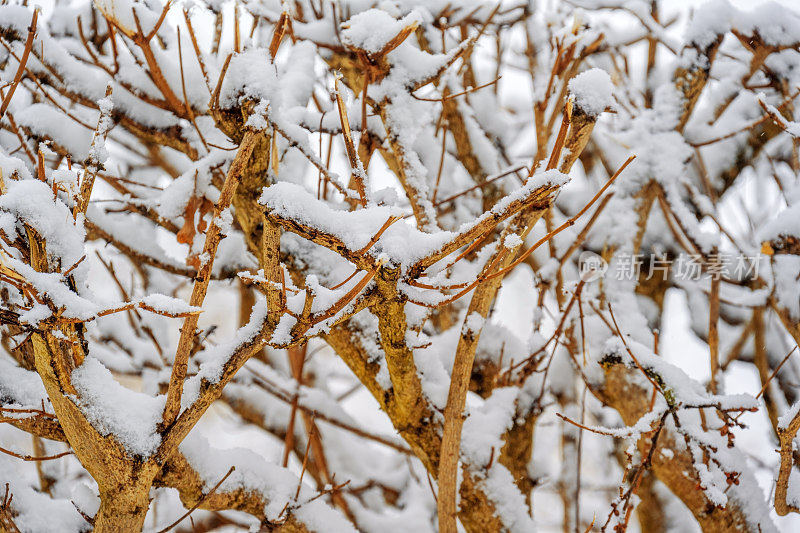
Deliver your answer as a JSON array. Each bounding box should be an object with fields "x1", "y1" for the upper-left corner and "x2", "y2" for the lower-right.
[{"x1": 94, "y1": 483, "x2": 151, "y2": 532}]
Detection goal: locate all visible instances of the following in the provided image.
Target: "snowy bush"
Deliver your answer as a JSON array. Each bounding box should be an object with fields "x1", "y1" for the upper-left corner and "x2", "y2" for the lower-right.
[{"x1": 1, "y1": 0, "x2": 800, "y2": 531}]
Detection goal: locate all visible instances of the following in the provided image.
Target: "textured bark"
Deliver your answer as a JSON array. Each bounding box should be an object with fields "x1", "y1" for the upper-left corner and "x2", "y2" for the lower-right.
[
  {"x1": 636, "y1": 472, "x2": 668, "y2": 533},
  {"x1": 499, "y1": 409, "x2": 537, "y2": 500},
  {"x1": 674, "y1": 39, "x2": 722, "y2": 132},
  {"x1": 439, "y1": 207, "x2": 547, "y2": 531}
]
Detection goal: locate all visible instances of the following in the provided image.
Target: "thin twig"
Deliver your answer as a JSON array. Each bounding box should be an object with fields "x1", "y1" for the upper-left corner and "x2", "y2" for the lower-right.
[
  {"x1": 0, "y1": 10, "x2": 38, "y2": 121},
  {"x1": 0, "y1": 445, "x2": 72, "y2": 462},
  {"x1": 156, "y1": 466, "x2": 235, "y2": 533}
]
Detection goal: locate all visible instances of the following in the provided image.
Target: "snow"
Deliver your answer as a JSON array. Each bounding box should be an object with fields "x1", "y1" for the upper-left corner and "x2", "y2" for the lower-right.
[
  {"x1": 341, "y1": 9, "x2": 422, "y2": 55},
  {"x1": 71, "y1": 357, "x2": 165, "y2": 457},
  {"x1": 602, "y1": 337, "x2": 759, "y2": 411},
  {"x1": 179, "y1": 432, "x2": 356, "y2": 531},
  {"x1": 0, "y1": 451, "x2": 88, "y2": 533},
  {"x1": 87, "y1": 89, "x2": 114, "y2": 166},
  {"x1": 219, "y1": 49, "x2": 279, "y2": 109},
  {"x1": 16, "y1": 104, "x2": 95, "y2": 161},
  {"x1": 138, "y1": 293, "x2": 200, "y2": 316},
  {"x1": 459, "y1": 388, "x2": 537, "y2": 531},
  {"x1": 261, "y1": 181, "x2": 445, "y2": 266},
  {"x1": 478, "y1": 465, "x2": 537, "y2": 532},
  {"x1": 260, "y1": 170, "x2": 567, "y2": 270},
  {"x1": 779, "y1": 400, "x2": 800, "y2": 430},
  {"x1": 94, "y1": 0, "x2": 161, "y2": 38},
  {"x1": 412, "y1": 334, "x2": 451, "y2": 409},
  {"x1": 758, "y1": 204, "x2": 800, "y2": 243},
  {"x1": 773, "y1": 255, "x2": 800, "y2": 320},
  {"x1": 463, "y1": 311, "x2": 485, "y2": 335},
  {"x1": 0, "y1": 359, "x2": 49, "y2": 408},
  {"x1": 70, "y1": 483, "x2": 100, "y2": 521},
  {"x1": 0, "y1": 177, "x2": 87, "y2": 279},
  {"x1": 568, "y1": 68, "x2": 614, "y2": 117},
  {"x1": 461, "y1": 387, "x2": 517, "y2": 466},
  {"x1": 154, "y1": 150, "x2": 229, "y2": 220},
  {"x1": 503, "y1": 233, "x2": 523, "y2": 250},
  {"x1": 187, "y1": 295, "x2": 269, "y2": 403},
  {"x1": 685, "y1": 0, "x2": 734, "y2": 48},
  {"x1": 733, "y1": 2, "x2": 800, "y2": 47}
]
